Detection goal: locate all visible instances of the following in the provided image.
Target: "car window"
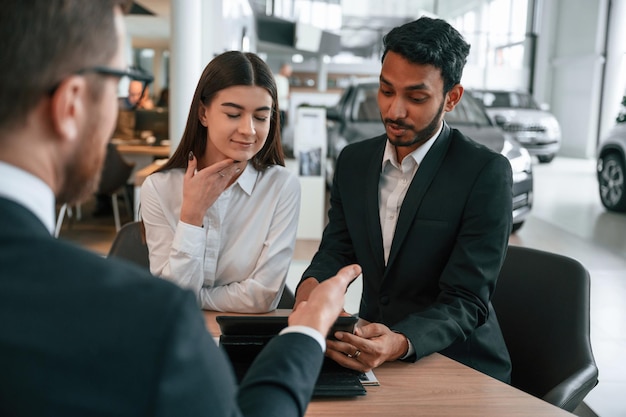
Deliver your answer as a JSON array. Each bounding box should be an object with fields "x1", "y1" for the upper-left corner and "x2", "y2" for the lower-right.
[
  {"x1": 473, "y1": 90, "x2": 539, "y2": 110},
  {"x1": 512, "y1": 92, "x2": 539, "y2": 109},
  {"x1": 445, "y1": 94, "x2": 491, "y2": 126},
  {"x1": 353, "y1": 85, "x2": 381, "y2": 122}
]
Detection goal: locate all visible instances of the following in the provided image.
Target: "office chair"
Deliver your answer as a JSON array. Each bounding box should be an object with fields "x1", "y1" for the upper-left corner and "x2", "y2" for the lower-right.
[
  {"x1": 277, "y1": 286, "x2": 296, "y2": 309},
  {"x1": 54, "y1": 203, "x2": 82, "y2": 238},
  {"x1": 107, "y1": 221, "x2": 150, "y2": 269},
  {"x1": 491, "y1": 245, "x2": 599, "y2": 412},
  {"x1": 55, "y1": 144, "x2": 135, "y2": 235},
  {"x1": 98, "y1": 143, "x2": 135, "y2": 232}
]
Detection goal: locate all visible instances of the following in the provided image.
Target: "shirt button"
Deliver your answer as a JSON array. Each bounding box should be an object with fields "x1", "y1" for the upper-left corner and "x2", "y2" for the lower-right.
[{"x1": 380, "y1": 295, "x2": 390, "y2": 305}]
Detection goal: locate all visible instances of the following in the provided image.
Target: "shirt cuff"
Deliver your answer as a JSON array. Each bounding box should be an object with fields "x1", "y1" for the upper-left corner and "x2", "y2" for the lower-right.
[
  {"x1": 279, "y1": 325, "x2": 326, "y2": 352},
  {"x1": 400, "y1": 338, "x2": 415, "y2": 360},
  {"x1": 172, "y1": 220, "x2": 206, "y2": 257}
]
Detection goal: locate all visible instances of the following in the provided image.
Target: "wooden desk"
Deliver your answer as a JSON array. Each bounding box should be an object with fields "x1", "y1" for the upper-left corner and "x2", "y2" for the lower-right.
[
  {"x1": 116, "y1": 144, "x2": 170, "y2": 158},
  {"x1": 204, "y1": 310, "x2": 573, "y2": 417}
]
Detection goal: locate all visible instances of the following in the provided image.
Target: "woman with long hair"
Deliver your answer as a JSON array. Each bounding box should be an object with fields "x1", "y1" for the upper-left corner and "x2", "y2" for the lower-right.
[{"x1": 141, "y1": 51, "x2": 299, "y2": 313}]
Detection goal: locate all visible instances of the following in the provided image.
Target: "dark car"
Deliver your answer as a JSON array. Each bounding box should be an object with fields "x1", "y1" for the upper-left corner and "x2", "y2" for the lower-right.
[
  {"x1": 325, "y1": 80, "x2": 533, "y2": 232},
  {"x1": 597, "y1": 121, "x2": 626, "y2": 212}
]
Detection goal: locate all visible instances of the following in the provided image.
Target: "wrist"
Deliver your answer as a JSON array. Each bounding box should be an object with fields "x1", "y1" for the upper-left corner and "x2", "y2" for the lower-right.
[
  {"x1": 179, "y1": 207, "x2": 204, "y2": 227},
  {"x1": 393, "y1": 330, "x2": 410, "y2": 359},
  {"x1": 294, "y1": 277, "x2": 319, "y2": 307}
]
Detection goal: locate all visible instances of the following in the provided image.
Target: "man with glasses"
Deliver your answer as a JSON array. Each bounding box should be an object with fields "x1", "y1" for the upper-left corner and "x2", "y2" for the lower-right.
[{"x1": 0, "y1": 1, "x2": 361, "y2": 416}]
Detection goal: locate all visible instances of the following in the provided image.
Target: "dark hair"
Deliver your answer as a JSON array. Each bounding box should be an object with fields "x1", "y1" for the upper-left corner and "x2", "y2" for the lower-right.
[
  {"x1": 0, "y1": 0, "x2": 132, "y2": 131},
  {"x1": 160, "y1": 51, "x2": 284, "y2": 172},
  {"x1": 381, "y1": 16, "x2": 470, "y2": 94}
]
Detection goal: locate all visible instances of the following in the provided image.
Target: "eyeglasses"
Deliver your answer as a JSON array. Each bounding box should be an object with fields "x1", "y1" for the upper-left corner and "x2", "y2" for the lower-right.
[
  {"x1": 77, "y1": 66, "x2": 154, "y2": 84},
  {"x1": 48, "y1": 66, "x2": 154, "y2": 97}
]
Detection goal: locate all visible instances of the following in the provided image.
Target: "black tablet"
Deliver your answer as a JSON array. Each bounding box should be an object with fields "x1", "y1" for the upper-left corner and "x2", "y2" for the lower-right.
[{"x1": 216, "y1": 315, "x2": 358, "y2": 338}]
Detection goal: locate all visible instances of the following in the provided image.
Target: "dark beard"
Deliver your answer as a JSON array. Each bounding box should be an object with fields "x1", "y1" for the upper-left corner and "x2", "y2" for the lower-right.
[
  {"x1": 56, "y1": 130, "x2": 106, "y2": 206},
  {"x1": 385, "y1": 99, "x2": 445, "y2": 148}
]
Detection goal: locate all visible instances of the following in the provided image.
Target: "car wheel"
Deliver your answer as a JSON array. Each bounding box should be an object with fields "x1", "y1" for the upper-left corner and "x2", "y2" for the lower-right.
[
  {"x1": 537, "y1": 154, "x2": 555, "y2": 163},
  {"x1": 511, "y1": 221, "x2": 524, "y2": 233},
  {"x1": 598, "y1": 153, "x2": 626, "y2": 212}
]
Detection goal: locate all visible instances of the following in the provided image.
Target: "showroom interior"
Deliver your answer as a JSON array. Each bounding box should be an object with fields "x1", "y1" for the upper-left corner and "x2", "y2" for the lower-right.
[{"x1": 54, "y1": 1, "x2": 626, "y2": 416}]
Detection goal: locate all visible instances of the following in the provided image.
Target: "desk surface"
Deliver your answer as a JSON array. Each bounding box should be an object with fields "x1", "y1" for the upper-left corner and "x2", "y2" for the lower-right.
[
  {"x1": 116, "y1": 143, "x2": 170, "y2": 158},
  {"x1": 203, "y1": 310, "x2": 572, "y2": 417}
]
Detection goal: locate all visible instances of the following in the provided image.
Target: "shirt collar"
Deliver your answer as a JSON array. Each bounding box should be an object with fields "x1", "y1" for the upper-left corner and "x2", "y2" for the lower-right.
[
  {"x1": 0, "y1": 161, "x2": 56, "y2": 235},
  {"x1": 382, "y1": 122, "x2": 444, "y2": 170},
  {"x1": 234, "y1": 162, "x2": 259, "y2": 196}
]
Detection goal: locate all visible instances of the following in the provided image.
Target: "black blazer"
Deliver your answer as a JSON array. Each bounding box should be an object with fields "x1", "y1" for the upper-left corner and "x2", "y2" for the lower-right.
[
  {"x1": 303, "y1": 124, "x2": 513, "y2": 382},
  {"x1": 0, "y1": 197, "x2": 322, "y2": 417}
]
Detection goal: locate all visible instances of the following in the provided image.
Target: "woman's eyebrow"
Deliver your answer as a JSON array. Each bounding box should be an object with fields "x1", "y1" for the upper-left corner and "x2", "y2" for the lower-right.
[{"x1": 221, "y1": 102, "x2": 271, "y2": 112}]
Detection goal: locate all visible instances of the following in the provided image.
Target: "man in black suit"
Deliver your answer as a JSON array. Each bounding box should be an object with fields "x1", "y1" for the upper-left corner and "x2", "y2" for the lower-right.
[
  {"x1": 0, "y1": 1, "x2": 361, "y2": 416},
  {"x1": 296, "y1": 17, "x2": 513, "y2": 382}
]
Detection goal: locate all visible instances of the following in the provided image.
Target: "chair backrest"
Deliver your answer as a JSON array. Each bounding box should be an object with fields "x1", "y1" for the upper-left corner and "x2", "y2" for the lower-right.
[
  {"x1": 98, "y1": 142, "x2": 135, "y2": 195},
  {"x1": 276, "y1": 286, "x2": 296, "y2": 309},
  {"x1": 492, "y1": 245, "x2": 599, "y2": 412},
  {"x1": 107, "y1": 221, "x2": 150, "y2": 269}
]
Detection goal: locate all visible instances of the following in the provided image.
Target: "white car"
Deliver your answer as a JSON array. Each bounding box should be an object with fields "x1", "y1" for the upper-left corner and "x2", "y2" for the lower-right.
[
  {"x1": 597, "y1": 122, "x2": 626, "y2": 212},
  {"x1": 470, "y1": 90, "x2": 562, "y2": 163}
]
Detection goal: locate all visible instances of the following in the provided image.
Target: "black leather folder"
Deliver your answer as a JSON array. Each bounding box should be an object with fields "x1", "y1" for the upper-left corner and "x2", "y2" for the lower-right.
[{"x1": 217, "y1": 315, "x2": 366, "y2": 397}]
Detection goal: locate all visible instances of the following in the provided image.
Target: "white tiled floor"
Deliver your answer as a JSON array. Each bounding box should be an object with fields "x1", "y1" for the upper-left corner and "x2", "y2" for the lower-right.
[{"x1": 288, "y1": 156, "x2": 626, "y2": 417}]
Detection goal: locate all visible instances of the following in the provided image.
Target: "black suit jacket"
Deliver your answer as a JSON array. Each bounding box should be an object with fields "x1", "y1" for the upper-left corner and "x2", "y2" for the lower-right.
[
  {"x1": 302, "y1": 124, "x2": 513, "y2": 382},
  {"x1": 0, "y1": 197, "x2": 323, "y2": 417}
]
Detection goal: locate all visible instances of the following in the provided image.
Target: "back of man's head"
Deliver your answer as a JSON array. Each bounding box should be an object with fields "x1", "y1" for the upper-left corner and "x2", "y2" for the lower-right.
[
  {"x1": 0, "y1": 0, "x2": 132, "y2": 133},
  {"x1": 381, "y1": 16, "x2": 471, "y2": 94}
]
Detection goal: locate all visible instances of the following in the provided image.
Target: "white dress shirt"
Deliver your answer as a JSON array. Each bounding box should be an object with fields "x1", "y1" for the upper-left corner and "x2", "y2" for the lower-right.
[
  {"x1": 378, "y1": 124, "x2": 443, "y2": 358},
  {"x1": 379, "y1": 125, "x2": 442, "y2": 264},
  {"x1": 0, "y1": 161, "x2": 55, "y2": 235},
  {"x1": 140, "y1": 163, "x2": 300, "y2": 313}
]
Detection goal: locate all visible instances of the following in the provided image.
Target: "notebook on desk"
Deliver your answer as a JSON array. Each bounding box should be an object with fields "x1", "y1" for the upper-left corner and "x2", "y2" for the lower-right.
[{"x1": 216, "y1": 315, "x2": 366, "y2": 397}]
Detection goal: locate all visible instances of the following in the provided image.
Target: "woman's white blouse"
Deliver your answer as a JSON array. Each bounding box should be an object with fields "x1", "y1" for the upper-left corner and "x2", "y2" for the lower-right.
[{"x1": 140, "y1": 164, "x2": 300, "y2": 313}]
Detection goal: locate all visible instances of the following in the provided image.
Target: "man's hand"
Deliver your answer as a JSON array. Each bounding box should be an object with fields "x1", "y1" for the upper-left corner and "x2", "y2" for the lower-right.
[
  {"x1": 289, "y1": 265, "x2": 361, "y2": 337},
  {"x1": 325, "y1": 322, "x2": 409, "y2": 372},
  {"x1": 293, "y1": 277, "x2": 318, "y2": 310}
]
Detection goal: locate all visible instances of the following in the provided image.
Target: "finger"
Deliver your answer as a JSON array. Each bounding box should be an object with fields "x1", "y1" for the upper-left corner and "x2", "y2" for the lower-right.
[
  {"x1": 325, "y1": 348, "x2": 370, "y2": 372},
  {"x1": 353, "y1": 323, "x2": 387, "y2": 339},
  {"x1": 329, "y1": 264, "x2": 362, "y2": 290},
  {"x1": 334, "y1": 331, "x2": 374, "y2": 353},
  {"x1": 211, "y1": 158, "x2": 237, "y2": 174},
  {"x1": 326, "y1": 338, "x2": 355, "y2": 353},
  {"x1": 195, "y1": 158, "x2": 236, "y2": 178},
  {"x1": 185, "y1": 151, "x2": 197, "y2": 178}
]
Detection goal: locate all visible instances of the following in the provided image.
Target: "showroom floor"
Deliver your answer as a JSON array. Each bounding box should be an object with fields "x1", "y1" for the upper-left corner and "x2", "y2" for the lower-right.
[{"x1": 58, "y1": 156, "x2": 625, "y2": 416}]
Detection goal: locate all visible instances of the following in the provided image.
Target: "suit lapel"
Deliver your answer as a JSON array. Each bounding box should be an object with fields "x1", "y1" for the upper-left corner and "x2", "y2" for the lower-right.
[
  {"x1": 385, "y1": 124, "x2": 453, "y2": 271},
  {"x1": 365, "y1": 139, "x2": 386, "y2": 274}
]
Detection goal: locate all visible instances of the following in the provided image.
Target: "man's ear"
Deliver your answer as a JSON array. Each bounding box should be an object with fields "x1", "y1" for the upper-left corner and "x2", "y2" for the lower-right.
[
  {"x1": 49, "y1": 76, "x2": 87, "y2": 143},
  {"x1": 444, "y1": 84, "x2": 464, "y2": 112}
]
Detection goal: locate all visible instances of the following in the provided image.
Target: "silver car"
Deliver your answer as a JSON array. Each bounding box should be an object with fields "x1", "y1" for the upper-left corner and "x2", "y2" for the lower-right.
[
  {"x1": 326, "y1": 81, "x2": 533, "y2": 232},
  {"x1": 470, "y1": 89, "x2": 561, "y2": 163},
  {"x1": 597, "y1": 121, "x2": 626, "y2": 212}
]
